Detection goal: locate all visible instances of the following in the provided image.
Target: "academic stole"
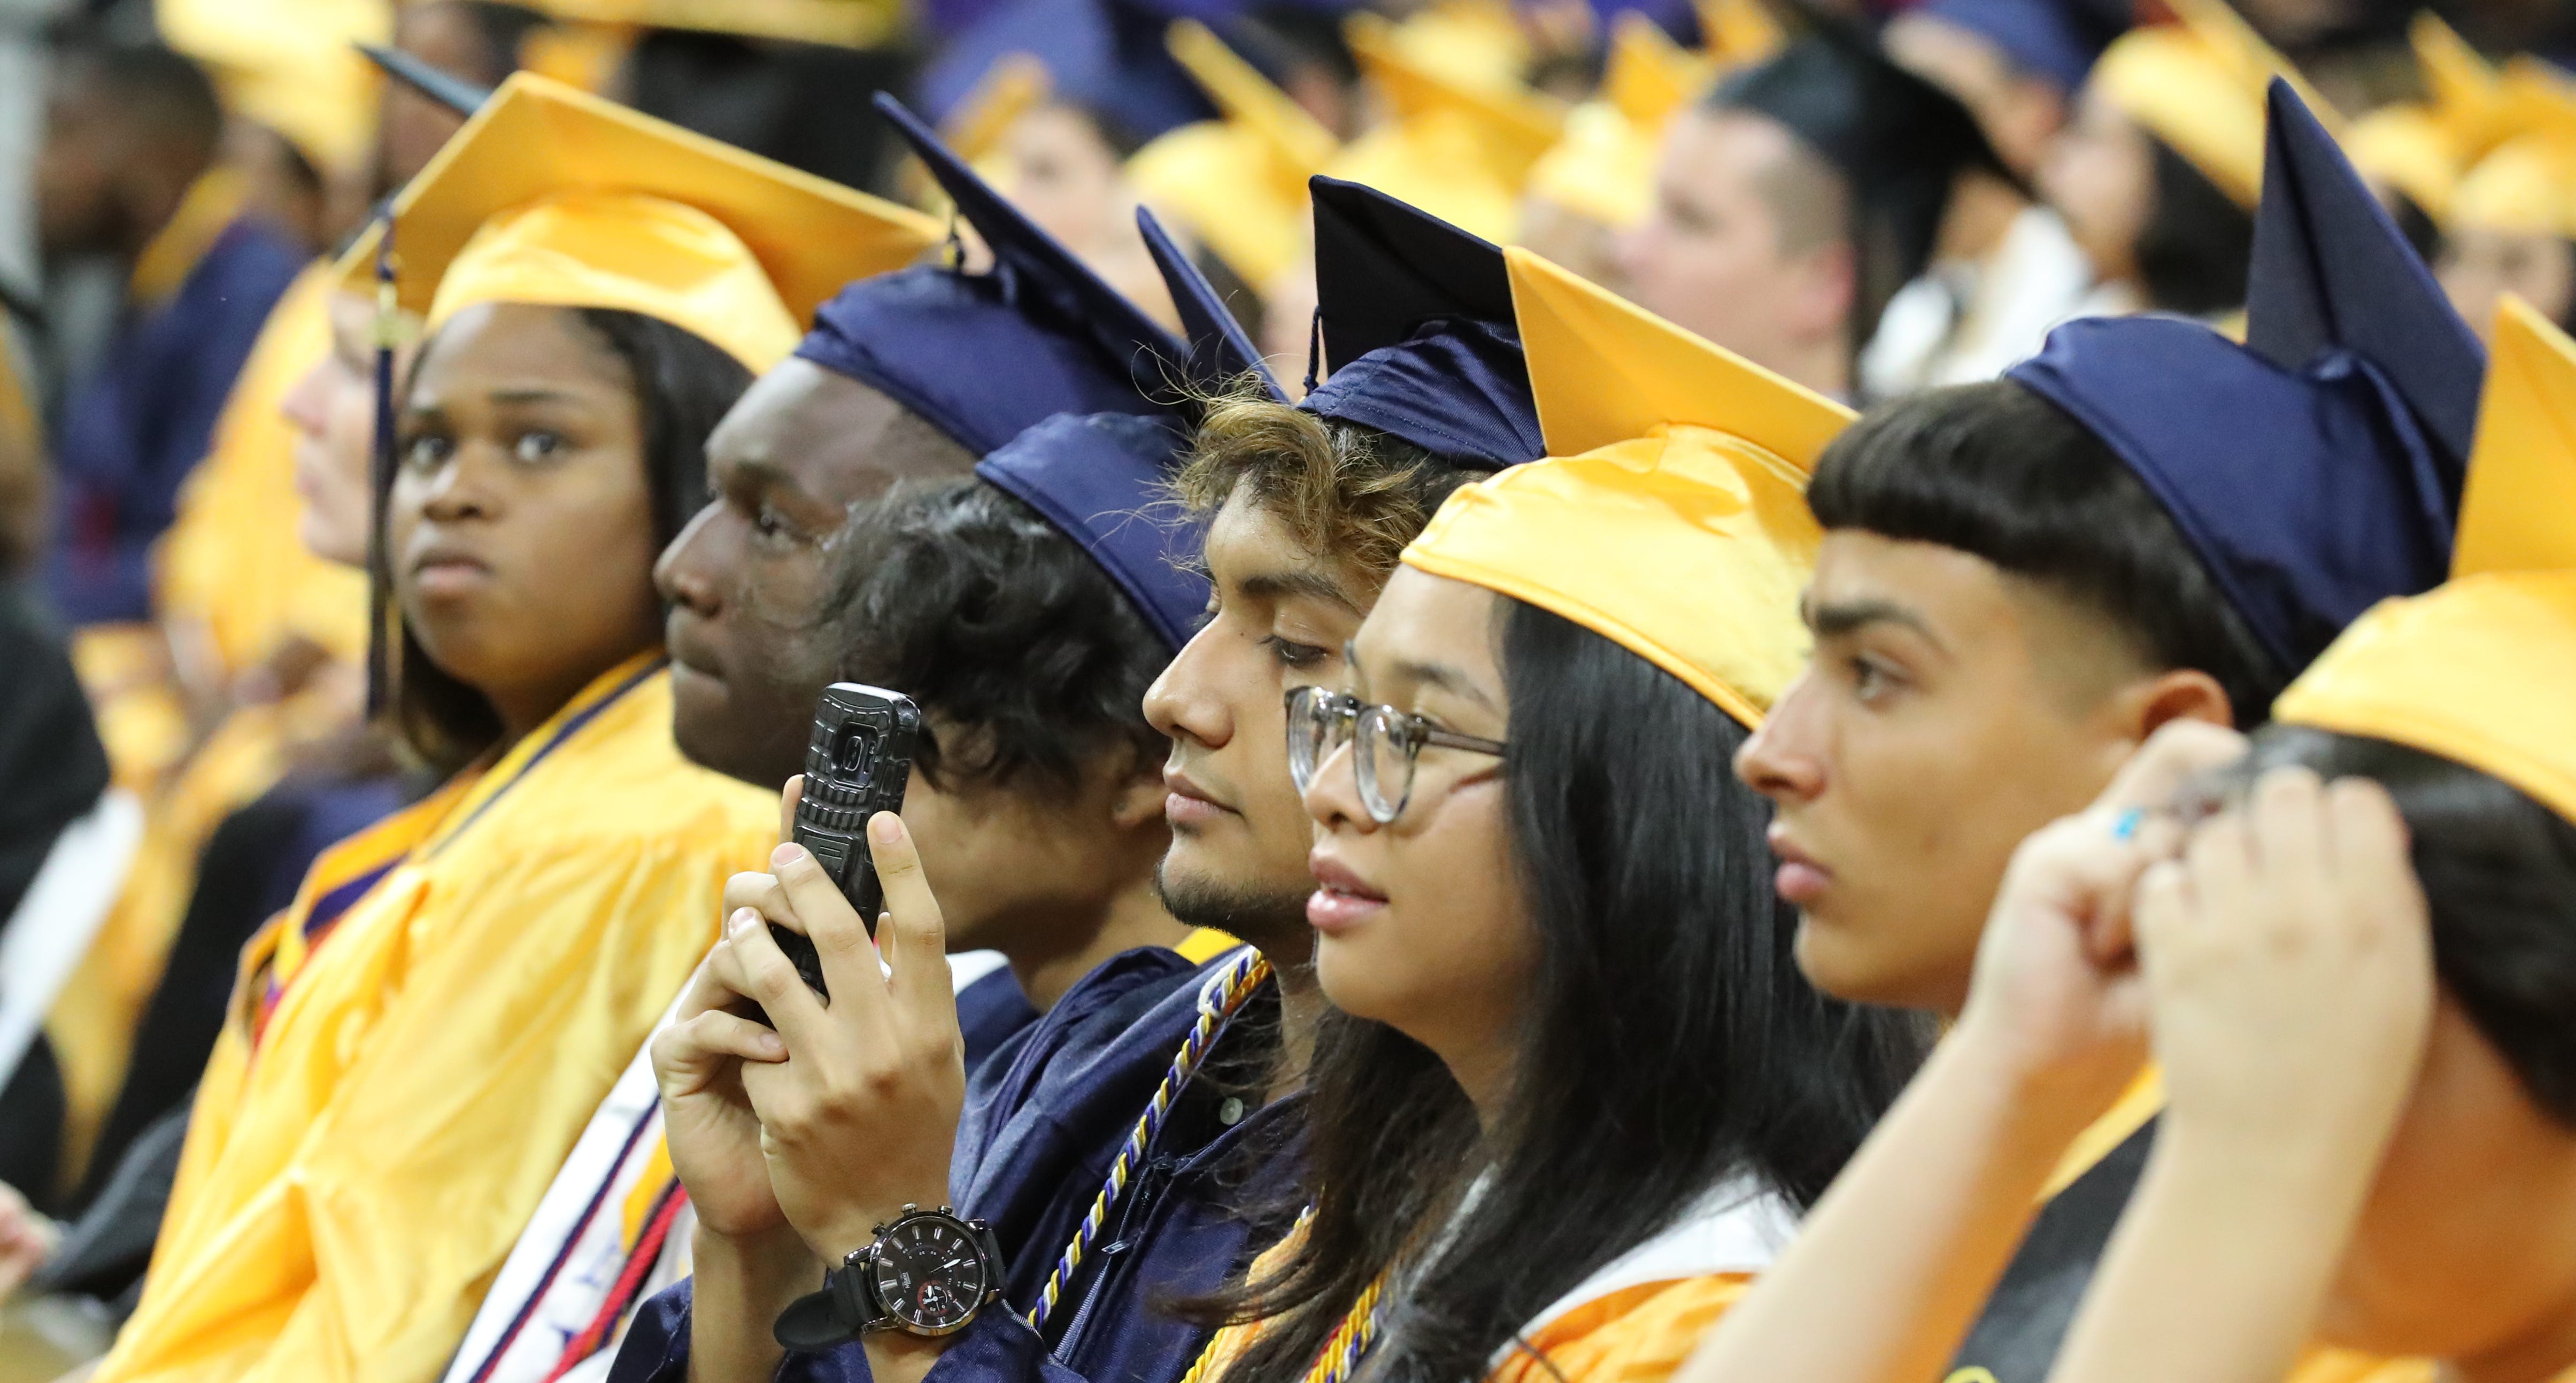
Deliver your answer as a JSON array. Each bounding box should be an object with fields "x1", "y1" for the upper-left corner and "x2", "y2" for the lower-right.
[{"x1": 438, "y1": 1033, "x2": 688, "y2": 1383}]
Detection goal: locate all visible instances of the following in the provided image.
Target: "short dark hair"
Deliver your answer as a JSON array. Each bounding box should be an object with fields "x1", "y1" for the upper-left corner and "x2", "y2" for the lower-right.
[
  {"x1": 2137, "y1": 137, "x2": 2254, "y2": 317},
  {"x1": 823, "y1": 477, "x2": 1169, "y2": 793},
  {"x1": 386, "y1": 307, "x2": 752, "y2": 771},
  {"x1": 53, "y1": 40, "x2": 222, "y2": 165},
  {"x1": 1194, "y1": 601, "x2": 1928, "y2": 1383},
  {"x1": 1809, "y1": 378, "x2": 2286, "y2": 723},
  {"x1": 1173, "y1": 383, "x2": 1485, "y2": 586},
  {"x1": 2205, "y1": 727, "x2": 2576, "y2": 1127}
]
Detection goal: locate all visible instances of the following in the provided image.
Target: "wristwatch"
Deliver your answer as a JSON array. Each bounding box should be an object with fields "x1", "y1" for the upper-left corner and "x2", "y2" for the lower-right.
[{"x1": 774, "y1": 1204, "x2": 1005, "y2": 1350}]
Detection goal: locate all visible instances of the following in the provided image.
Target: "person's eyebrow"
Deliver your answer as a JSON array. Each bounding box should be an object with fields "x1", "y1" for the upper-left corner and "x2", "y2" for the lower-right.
[
  {"x1": 1380, "y1": 653, "x2": 1501, "y2": 714},
  {"x1": 488, "y1": 387, "x2": 593, "y2": 407},
  {"x1": 1806, "y1": 596, "x2": 1946, "y2": 651},
  {"x1": 1242, "y1": 569, "x2": 1362, "y2": 614}
]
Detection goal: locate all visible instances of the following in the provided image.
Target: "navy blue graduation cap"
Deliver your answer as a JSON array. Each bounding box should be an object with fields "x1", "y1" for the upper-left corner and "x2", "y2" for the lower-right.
[
  {"x1": 2006, "y1": 79, "x2": 2485, "y2": 676},
  {"x1": 1912, "y1": 0, "x2": 2128, "y2": 96},
  {"x1": 795, "y1": 95, "x2": 1186, "y2": 457},
  {"x1": 1713, "y1": 9, "x2": 2019, "y2": 333},
  {"x1": 977, "y1": 411, "x2": 1208, "y2": 650},
  {"x1": 921, "y1": 0, "x2": 1221, "y2": 146},
  {"x1": 1137, "y1": 204, "x2": 1283, "y2": 399},
  {"x1": 1298, "y1": 175, "x2": 1545, "y2": 469},
  {"x1": 359, "y1": 43, "x2": 493, "y2": 118}
]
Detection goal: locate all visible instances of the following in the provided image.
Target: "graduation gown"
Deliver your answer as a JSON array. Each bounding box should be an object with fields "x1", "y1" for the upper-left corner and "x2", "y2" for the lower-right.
[
  {"x1": 92, "y1": 654, "x2": 774, "y2": 1383},
  {"x1": 1179, "y1": 1175, "x2": 1800, "y2": 1383},
  {"x1": 1942, "y1": 1068, "x2": 2430, "y2": 1383},
  {"x1": 44, "y1": 172, "x2": 304, "y2": 628},
  {"x1": 607, "y1": 931, "x2": 1275, "y2": 1383}
]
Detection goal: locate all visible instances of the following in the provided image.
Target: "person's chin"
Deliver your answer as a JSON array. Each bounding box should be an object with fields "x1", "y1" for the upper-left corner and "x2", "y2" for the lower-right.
[{"x1": 1791, "y1": 908, "x2": 1898, "y2": 1005}]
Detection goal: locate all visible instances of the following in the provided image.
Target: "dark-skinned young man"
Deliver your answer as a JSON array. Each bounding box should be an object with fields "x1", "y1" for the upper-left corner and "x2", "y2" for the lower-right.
[{"x1": 608, "y1": 135, "x2": 1554, "y2": 1383}]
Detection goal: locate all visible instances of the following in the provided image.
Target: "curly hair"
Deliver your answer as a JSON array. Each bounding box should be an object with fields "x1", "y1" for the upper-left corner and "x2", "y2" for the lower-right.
[
  {"x1": 1171, "y1": 381, "x2": 1483, "y2": 583},
  {"x1": 824, "y1": 477, "x2": 1168, "y2": 793}
]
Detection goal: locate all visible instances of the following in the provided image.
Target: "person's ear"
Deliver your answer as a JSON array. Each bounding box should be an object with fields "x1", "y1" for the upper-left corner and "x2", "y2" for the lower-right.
[
  {"x1": 2118, "y1": 667, "x2": 2236, "y2": 742},
  {"x1": 1106, "y1": 743, "x2": 1169, "y2": 833},
  {"x1": 1785, "y1": 237, "x2": 1859, "y2": 343}
]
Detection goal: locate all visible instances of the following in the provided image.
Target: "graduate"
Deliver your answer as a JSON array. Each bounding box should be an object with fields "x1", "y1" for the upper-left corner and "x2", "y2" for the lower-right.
[
  {"x1": 1675, "y1": 80, "x2": 2479, "y2": 1383},
  {"x1": 609, "y1": 176, "x2": 1549, "y2": 1383},
  {"x1": 39, "y1": 40, "x2": 306, "y2": 631},
  {"x1": 2435, "y1": 128, "x2": 2576, "y2": 342},
  {"x1": 1615, "y1": 14, "x2": 2014, "y2": 402},
  {"x1": 1867, "y1": 0, "x2": 2111, "y2": 396},
  {"x1": 1518, "y1": 12, "x2": 1727, "y2": 296},
  {"x1": 84, "y1": 73, "x2": 925, "y2": 1383},
  {"x1": 2037, "y1": 0, "x2": 2304, "y2": 321},
  {"x1": 2030, "y1": 298, "x2": 2576, "y2": 1383},
  {"x1": 1177, "y1": 243, "x2": 1925, "y2": 1383},
  {"x1": 468, "y1": 105, "x2": 1252, "y2": 1380}
]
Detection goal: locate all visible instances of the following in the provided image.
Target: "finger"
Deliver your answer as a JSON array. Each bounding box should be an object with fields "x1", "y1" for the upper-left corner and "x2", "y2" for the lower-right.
[
  {"x1": 724, "y1": 900, "x2": 831, "y2": 1045},
  {"x1": 675, "y1": 945, "x2": 754, "y2": 1022},
  {"x1": 2181, "y1": 808, "x2": 2254, "y2": 941},
  {"x1": 771, "y1": 840, "x2": 886, "y2": 1009},
  {"x1": 2248, "y1": 766, "x2": 2328, "y2": 908},
  {"x1": 2131, "y1": 857, "x2": 2194, "y2": 976},
  {"x1": 2081, "y1": 809, "x2": 2197, "y2": 965},
  {"x1": 681, "y1": 1009, "x2": 790, "y2": 1064},
  {"x1": 2096, "y1": 721, "x2": 2251, "y2": 816},
  {"x1": 866, "y1": 812, "x2": 956, "y2": 1013},
  {"x1": 722, "y1": 871, "x2": 802, "y2": 936},
  {"x1": 2326, "y1": 778, "x2": 2427, "y2": 942},
  {"x1": 780, "y1": 775, "x2": 805, "y2": 847}
]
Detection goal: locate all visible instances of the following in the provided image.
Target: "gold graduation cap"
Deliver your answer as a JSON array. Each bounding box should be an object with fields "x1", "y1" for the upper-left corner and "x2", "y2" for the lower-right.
[
  {"x1": 1697, "y1": 0, "x2": 1786, "y2": 68},
  {"x1": 1400, "y1": 248, "x2": 1854, "y2": 729},
  {"x1": 2089, "y1": 0, "x2": 2341, "y2": 208},
  {"x1": 2274, "y1": 295, "x2": 2576, "y2": 826},
  {"x1": 523, "y1": 0, "x2": 899, "y2": 49},
  {"x1": 1325, "y1": 11, "x2": 1568, "y2": 243},
  {"x1": 2344, "y1": 104, "x2": 2461, "y2": 219},
  {"x1": 158, "y1": 0, "x2": 392, "y2": 178},
  {"x1": 343, "y1": 72, "x2": 939, "y2": 371},
  {"x1": 1526, "y1": 12, "x2": 1715, "y2": 230},
  {"x1": 2447, "y1": 133, "x2": 2576, "y2": 240},
  {"x1": 1127, "y1": 20, "x2": 1339, "y2": 287}
]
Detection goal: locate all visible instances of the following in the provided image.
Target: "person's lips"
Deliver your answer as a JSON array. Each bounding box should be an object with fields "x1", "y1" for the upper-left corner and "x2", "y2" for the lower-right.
[
  {"x1": 1306, "y1": 850, "x2": 1387, "y2": 934},
  {"x1": 1769, "y1": 826, "x2": 1832, "y2": 906},
  {"x1": 664, "y1": 615, "x2": 726, "y2": 686},
  {"x1": 1163, "y1": 767, "x2": 1237, "y2": 829},
  {"x1": 408, "y1": 541, "x2": 492, "y2": 597}
]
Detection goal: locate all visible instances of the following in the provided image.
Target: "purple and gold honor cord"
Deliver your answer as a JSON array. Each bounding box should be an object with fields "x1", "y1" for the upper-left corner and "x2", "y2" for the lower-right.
[{"x1": 1025, "y1": 947, "x2": 1273, "y2": 1332}]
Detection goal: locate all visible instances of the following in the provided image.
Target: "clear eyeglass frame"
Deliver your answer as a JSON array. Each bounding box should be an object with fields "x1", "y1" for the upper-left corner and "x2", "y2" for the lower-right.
[{"x1": 1285, "y1": 685, "x2": 1509, "y2": 825}]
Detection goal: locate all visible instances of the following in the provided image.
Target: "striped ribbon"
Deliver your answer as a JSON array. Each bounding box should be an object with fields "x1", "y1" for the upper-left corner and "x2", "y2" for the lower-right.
[
  {"x1": 1025, "y1": 947, "x2": 1273, "y2": 1333},
  {"x1": 1307, "y1": 1268, "x2": 1390, "y2": 1383}
]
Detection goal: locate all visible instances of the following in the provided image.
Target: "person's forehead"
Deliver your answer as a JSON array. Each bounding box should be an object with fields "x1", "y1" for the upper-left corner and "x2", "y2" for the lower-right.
[
  {"x1": 1811, "y1": 529, "x2": 2020, "y2": 642},
  {"x1": 1354, "y1": 568, "x2": 1498, "y2": 682},
  {"x1": 411, "y1": 303, "x2": 620, "y2": 398},
  {"x1": 708, "y1": 361, "x2": 925, "y2": 500}
]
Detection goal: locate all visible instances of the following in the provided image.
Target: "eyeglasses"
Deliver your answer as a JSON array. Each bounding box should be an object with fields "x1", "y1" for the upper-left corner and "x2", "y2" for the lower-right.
[{"x1": 1285, "y1": 685, "x2": 1508, "y2": 824}]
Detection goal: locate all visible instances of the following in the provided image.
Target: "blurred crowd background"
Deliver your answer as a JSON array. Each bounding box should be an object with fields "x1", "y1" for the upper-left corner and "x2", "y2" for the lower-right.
[{"x1": 0, "y1": 0, "x2": 2573, "y2": 1361}]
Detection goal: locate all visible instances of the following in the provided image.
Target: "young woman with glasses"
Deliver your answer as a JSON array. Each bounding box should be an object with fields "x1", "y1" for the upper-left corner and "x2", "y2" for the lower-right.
[{"x1": 1170, "y1": 251, "x2": 1931, "y2": 1383}]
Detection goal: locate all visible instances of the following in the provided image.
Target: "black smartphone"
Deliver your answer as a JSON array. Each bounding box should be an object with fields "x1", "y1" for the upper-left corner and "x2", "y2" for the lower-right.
[{"x1": 773, "y1": 683, "x2": 920, "y2": 1001}]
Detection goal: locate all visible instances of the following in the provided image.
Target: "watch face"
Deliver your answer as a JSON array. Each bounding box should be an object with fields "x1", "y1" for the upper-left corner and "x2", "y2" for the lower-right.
[{"x1": 870, "y1": 1216, "x2": 990, "y2": 1332}]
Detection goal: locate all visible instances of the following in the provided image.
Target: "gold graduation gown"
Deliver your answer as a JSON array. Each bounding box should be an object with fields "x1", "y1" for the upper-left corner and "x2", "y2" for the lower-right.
[{"x1": 94, "y1": 654, "x2": 774, "y2": 1383}]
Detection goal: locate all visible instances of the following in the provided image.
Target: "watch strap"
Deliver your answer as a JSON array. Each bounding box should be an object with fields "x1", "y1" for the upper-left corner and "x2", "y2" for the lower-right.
[{"x1": 773, "y1": 1257, "x2": 875, "y2": 1351}]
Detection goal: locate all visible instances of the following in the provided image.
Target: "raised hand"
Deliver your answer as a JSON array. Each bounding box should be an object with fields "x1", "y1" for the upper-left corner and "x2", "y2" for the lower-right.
[
  {"x1": 1953, "y1": 720, "x2": 2248, "y2": 1114},
  {"x1": 2133, "y1": 765, "x2": 2433, "y2": 1158},
  {"x1": 724, "y1": 808, "x2": 965, "y2": 1265}
]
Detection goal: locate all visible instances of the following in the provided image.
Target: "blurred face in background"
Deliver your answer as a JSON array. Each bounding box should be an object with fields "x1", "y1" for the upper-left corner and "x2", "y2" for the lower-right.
[
  {"x1": 1883, "y1": 12, "x2": 2066, "y2": 181},
  {"x1": 2040, "y1": 88, "x2": 2154, "y2": 290},
  {"x1": 281, "y1": 290, "x2": 397, "y2": 568},
  {"x1": 2439, "y1": 228, "x2": 2576, "y2": 343},
  {"x1": 1615, "y1": 106, "x2": 1856, "y2": 395},
  {"x1": 997, "y1": 102, "x2": 1181, "y2": 332}
]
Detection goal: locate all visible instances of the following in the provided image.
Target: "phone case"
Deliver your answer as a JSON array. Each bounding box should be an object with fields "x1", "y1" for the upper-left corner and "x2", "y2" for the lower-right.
[{"x1": 781, "y1": 684, "x2": 920, "y2": 997}]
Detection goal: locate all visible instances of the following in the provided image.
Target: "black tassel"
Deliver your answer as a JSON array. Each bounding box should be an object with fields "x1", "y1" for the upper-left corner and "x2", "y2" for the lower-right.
[
  {"x1": 1302, "y1": 305, "x2": 1324, "y2": 395},
  {"x1": 365, "y1": 218, "x2": 399, "y2": 721}
]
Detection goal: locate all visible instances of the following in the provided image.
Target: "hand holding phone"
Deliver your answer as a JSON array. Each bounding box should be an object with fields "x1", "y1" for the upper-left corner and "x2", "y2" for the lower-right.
[{"x1": 772, "y1": 684, "x2": 920, "y2": 1001}]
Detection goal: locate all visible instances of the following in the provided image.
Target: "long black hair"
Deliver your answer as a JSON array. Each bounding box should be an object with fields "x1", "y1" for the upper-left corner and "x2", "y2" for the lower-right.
[
  {"x1": 1200, "y1": 599, "x2": 1932, "y2": 1383},
  {"x1": 2136, "y1": 137, "x2": 2255, "y2": 318},
  {"x1": 376, "y1": 306, "x2": 752, "y2": 774},
  {"x1": 2204, "y1": 727, "x2": 2576, "y2": 1127}
]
